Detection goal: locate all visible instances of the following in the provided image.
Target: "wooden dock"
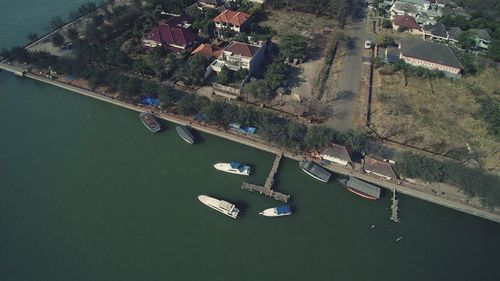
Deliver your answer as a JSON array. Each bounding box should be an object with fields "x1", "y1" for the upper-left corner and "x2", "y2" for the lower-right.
[{"x1": 241, "y1": 153, "x2": 290, "y2": 202}]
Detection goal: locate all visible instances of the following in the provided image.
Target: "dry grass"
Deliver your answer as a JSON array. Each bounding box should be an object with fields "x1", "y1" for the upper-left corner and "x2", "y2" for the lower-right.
[{"x1": 371, "y1": 68, "x2": 500, "y2": 171}]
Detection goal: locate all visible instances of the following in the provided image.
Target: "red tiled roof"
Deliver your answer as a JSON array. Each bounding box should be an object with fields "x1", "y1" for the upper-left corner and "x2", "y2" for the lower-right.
[
  {"x1": 213, "y1": 10, "x2": 250, "y2": 26},
  {"x1": 224, "y1": 42, "x2": 260, "y2": 58},
  {"x1": 393, "y1": 15, "x2": 420, "y2": 30},
  {"x1": 191, "y1": 43, "x2": 223, "y2": 59},
  {"x1": 146, "y1": 23, "x2": 196, "y2": 50}
]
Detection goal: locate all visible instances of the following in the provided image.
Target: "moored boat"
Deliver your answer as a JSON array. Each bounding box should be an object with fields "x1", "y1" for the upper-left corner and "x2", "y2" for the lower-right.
[
  {"x1": 198, "y1": 195, "x2": 240, "y2": 219},
  {"x1": 176, "y1": 125, "x2": 195, "y2": 144},
  {"x1": 139, "y1": 112, "x2": 161, "y2": 133},
  {"x1": 342, "y1": 176, "x2": 381, "y2": 200},
  {"x1": 214, "y1": 161, "x2": 251, "y2": 176},
  {"x1": 259, "y1": 205, "x2": 292, "y2": 217},
  {"x1": 299, "y1": 160, "x2": 331, "y2": 183}
]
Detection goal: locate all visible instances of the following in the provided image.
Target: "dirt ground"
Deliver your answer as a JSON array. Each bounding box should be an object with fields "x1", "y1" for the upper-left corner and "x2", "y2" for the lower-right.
[{"x1": 371, "y1": 67, "x2": 500, "y2": 172}]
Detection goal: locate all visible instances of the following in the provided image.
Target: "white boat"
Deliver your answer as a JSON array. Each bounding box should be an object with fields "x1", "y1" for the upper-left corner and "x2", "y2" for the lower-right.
[
  {"x1": 198, "y1": 195, "x2": 240, "y2": 219},
  {"x1": 214, "y1": 161, "x2": 251, "y2": 176},
  {"x1": 259, "y1": 205, "x2": 292, "y2": 217}
]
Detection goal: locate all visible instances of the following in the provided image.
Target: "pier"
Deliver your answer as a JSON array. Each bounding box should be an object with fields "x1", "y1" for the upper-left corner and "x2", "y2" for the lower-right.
[
  {"x1": 390, "y1": 188, "x2": 401, "y2": 223},
  {"x1": 241, "y1": 153, "x2": 290, "y2": 202}
]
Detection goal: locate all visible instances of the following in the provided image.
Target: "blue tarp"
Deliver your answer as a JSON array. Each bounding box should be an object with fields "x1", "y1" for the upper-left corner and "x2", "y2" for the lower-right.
[
  {"x1": 229, "y1": 123, "x2": 256, "y2": 134},
  {"x1": 141, "y1": 96, "x2": 160, "y2": 106},
  {"x1": 276, "y1": 205, "x2": 291, "y2": 215}
]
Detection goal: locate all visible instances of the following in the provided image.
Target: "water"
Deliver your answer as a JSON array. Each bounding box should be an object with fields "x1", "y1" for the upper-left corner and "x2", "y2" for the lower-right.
[{"x1": 1, "y1": 1, "x2": 500, "y2": 280}]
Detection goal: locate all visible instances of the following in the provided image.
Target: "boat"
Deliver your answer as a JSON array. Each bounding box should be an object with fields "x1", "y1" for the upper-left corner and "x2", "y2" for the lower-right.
[
  {"x1": 198, "y1": 195, "x2": 239, "y2": 219},
  {"x1": 176, "y1": 125, "x2": 195, "y2": 144},
  {"x1": 299, "y1": 160, "x2": 331, "y2": 183},
  {"x1": 341, "y1": 177, "x2": 381, "y2": 200},
  {"x1": 139, "y1": 112, "x2": 161, "y2": 133},
  {"x1": 214, "y1": 161, "x2": 251, "y2": 176},
  {"x1": 259, "y1": 205, "x2": 292, "y2": 217}
]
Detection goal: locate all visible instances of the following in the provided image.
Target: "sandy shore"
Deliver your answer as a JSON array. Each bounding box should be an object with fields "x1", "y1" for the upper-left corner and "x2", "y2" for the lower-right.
[{"x1": 1, "y1": 62, "x2": 500, "y2": 223}]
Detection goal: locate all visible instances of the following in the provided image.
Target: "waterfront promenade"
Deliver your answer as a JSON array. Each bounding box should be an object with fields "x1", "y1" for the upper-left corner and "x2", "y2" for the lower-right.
[{"x1": 1, "y1": 62, "x2": 499, "y2": 224}]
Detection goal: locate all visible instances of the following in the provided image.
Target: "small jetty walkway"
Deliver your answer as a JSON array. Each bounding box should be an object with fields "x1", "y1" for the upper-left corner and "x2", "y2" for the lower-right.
[{"x1": 242, "y1": 153, "x2": 290, "y2": 202}]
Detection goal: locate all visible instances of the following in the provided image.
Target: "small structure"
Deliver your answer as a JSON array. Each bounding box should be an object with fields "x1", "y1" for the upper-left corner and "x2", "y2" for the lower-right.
[
  {"x1": 364, "y1": 157, "x2": 398, "y2": 181},
  {"x1": 196, "y1": 0, "x2": 223, "y2": 10},
  {"x1": 213, "y1": 10, "x2": 250, "y2": 33},
  {"x1": 143, "y1": 16, "x2": 197, "y2": 52},
  {"x1": 385, "y1": 46, "x2": 401, "y2": 63},
  {"x1": 191, "y1": 43, "x2": 223, "y2": 59},
  {"x1": 399, "y1": 39, "x2": 463, "y2": 76},
  {"x1": 470, "y1": 29, "x2": 492, "y2": 49},
  {"x1": 392, "y1": 15, "x2": 422, "y2": 34},
  {"x1": 321, "y1": 144, "x2": 352, "y2": 166},
  {"x1": 390, "y1": 2, "x2": 419, "y2": 18},
  {"x1": 447, "y1": 26, "x2": 463, "y2": 44}
]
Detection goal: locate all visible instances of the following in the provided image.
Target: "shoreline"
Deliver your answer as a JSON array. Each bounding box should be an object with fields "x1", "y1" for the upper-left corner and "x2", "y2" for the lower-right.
[{"x1": 1, "y1": 62, "x2": 500, "y2": 224}]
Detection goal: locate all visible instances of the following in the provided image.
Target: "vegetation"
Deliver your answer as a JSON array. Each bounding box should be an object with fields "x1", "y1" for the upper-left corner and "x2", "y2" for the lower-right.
[
  {"x1": 382, "y1": 19, "x2": 392, "y2": 29},
  {"x1": 278, "y1": 34, "x2": 308, "y2": 62},
  {"x1": 266, "y1": 0, "x2": 355, "y2": 23},
  {"x1": 215, "y1": 67, "x2": 248, "y2": 86},
  {"x1": 397, "y1": 152, "x2": 500, "y2": 207},
  {"x1": 51, "y1": 32, "x2": 65, "y2": 47}
]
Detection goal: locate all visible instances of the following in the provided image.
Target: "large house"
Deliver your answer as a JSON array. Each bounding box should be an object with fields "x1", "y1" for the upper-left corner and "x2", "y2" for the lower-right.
[
  {"x1": 321, "y1": 144, "x2": 352, "y2": 166},
  {"x1": 209, "y1": 41, "x2": 267, "y2": 75},
  {"x1": 143, "y1": 16, "x2": 197, "y2": 52},
  {"x1": 399, "y1": 39, "x2": 463, "y2": 75},
  {"x1": 213, "y1": 10, "x2": 250, "y2": 33},
  {"x1": 393, "y1": 15, "x2": 422, "y2": 34}
]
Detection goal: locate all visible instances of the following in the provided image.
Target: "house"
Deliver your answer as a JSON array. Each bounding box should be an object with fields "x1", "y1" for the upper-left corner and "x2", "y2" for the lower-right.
[
  {"x1": 399, "y1": 0, "x2": 431, "y2": 10},
  {"x1": 143, "y1": 16, "x2": 197, "y2": 52},
  {"x1": 196, "y1": 0, "x2": 223, "y2": 10},
  {"x1": 209, "y1": 41, "x2": 267, "y2": 75},
  {"x1": 399, "y1": 39, "x2": 463, "y2": 75},
  {"x1": 364, "y1": 157, "x2": 398, "y2": 181},
  {"x1": 213, "y1": 10, "x2": 250, "y2": 33},
  {"x1": 191, "y1": 43, "x2": 223, "y2": 59},
  {"x1": 393, "y1": 15, "x2": 422, "y2": 34},
  {"x1": 470, "y1": 29, "x2": 492, "y2": 49},
  {"x1": 390, "y1": 2, "x2": 420, "y2": 18},
  {"x1": 321, "y1": 144, "x2": 352, "y2": 166},
  {"x1": 447, "y1": 26, "x2": 462, "y2": 43},
  {"x1": 422, "y1": 22, "x2": 448, "y2": 41}
]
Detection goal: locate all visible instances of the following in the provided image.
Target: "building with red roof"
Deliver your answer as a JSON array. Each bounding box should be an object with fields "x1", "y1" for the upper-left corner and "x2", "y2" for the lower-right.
[
  {"x1": 209, "y1": 41, "x2": 268, "y2": 75},
  {"x1": 143, "y1": 16, "x2": 197, "y2": 52},
  {"x1": 213, "y1": 10, "x2": 250, "y2": 32},
  {"x1": 392, "y1": 15, "x2": 422, "y2": 34},
  {"x1": 191, "y1": 43, "x2": 223, "y2": 59}
]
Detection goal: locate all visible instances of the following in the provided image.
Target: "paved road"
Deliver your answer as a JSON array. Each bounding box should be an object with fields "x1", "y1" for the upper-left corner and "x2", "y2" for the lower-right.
[{"x1": 329, "y1": 1, "x2": 370, "y2": 131}]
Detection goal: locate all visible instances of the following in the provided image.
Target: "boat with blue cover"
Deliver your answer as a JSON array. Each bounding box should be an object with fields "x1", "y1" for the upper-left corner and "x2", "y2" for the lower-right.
[
  {"x1": 176, "y1": 125, "x2": 195, "y2": 144},
  {"x1": 259, "y1": 205, "x2": 292, "y2": 217},
  {"x1": 214, "y1": 161, "x2": 251, "y2": 176}
]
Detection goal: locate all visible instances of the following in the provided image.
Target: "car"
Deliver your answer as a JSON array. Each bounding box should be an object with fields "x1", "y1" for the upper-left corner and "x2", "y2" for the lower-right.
[{"x1": 364, "y1": 40, "x2": 373, "y2": 49}]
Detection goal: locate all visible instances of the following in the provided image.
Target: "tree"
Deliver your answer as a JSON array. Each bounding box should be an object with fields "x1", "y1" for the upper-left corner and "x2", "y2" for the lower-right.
[
  {"x1": 488, "y1": 40, "x2": 500, "y2": 61},
  {"x1": 382, "y1": 19, "x2": 392, "y2": 29},
  {"x1": 27, "y1": 33, "x2": 38, "y2": 42},
  {"x1": 458, "y1": 31, "x2": 477, "y2": 50},
  {"x1": 51, "y1": 32, "x2": 65, "y2": 47},
  {"x1": 278, "y1": 34, "x2": 308, "y2": 62},
  {"x1": 216, "y1": 66, "x2": 234, "y2": 85},
  {"x1": 176, "y1": 55, "x2": 208, "y2": 85},
  {"x1": 118, "y1": 77, "x2": 143, "y2": 98},
  {"x1": 66, "y1": 28, "x2": 79, "y2": 41},
  {"x1": 243, "y1": 80, "x2": 274, "y2": 101}
]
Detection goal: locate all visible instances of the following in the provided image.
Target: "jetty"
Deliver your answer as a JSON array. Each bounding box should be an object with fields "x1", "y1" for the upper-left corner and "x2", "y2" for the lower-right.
[
  {"x1": 241, "y1": 153, "x2": 290, "y2": 202},
  {"x1": 390, "y1": 188, "x2": 401, "y2": 223}
]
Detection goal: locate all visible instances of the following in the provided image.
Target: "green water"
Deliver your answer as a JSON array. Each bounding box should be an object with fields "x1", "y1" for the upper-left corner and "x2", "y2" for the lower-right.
[{"x1": 1, "y1": 1, "x2": 500, "y2": 281}]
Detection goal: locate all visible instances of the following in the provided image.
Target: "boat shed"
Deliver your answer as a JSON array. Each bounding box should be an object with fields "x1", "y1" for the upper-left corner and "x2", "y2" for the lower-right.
[
  {"x1": 322, "y1": 144, "x2": 352, "y2": 166},
  {"x1": 347, "y1": 177, "x2": 381, "y2": 199},
  {"x1": 364, "y1": 157, "x2": 397, "y2": 181}
]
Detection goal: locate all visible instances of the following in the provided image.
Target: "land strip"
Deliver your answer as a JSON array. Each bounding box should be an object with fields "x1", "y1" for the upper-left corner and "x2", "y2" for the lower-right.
[{"x1": 1, "y1": 62, "x2": 499, "y2": 224}]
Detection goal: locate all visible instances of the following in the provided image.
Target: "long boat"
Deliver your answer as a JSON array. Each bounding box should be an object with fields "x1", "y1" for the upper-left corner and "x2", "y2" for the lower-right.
[
  {"x1": 340, "y1": 177, "x2": 381, "y2": 200},
  {"x1": 198, "y1": 195, "x2": 240, "y2": 219},
  {"x1": 176, "y1": 125, "x2": 195, "y2": 144},
  {"x1": 214, "y1": 161, "x2": 251, "y2": 176},
  {"x1": 139, "y1": 112, "x2": 161, "y2": 133},
  {"x1": 299, "y1": 160, "x2": 331, "y2": 183}
]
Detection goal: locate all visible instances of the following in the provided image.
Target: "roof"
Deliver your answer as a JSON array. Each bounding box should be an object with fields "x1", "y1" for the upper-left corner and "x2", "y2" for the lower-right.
[
  {"x1": 393, "y1": 15, "x2": 421, "y2": 30},
  {"x1": 392, "y1": 2, "x2": 419, "y2": 14},
  {"x1": 400, "y1": 39, "x2": 463, "y2": 69},
  {"x1": 423, "y1": 22, "x2": 447, "y2": 38},
  {"x1": 224, "y1": 41, "x2": 261, "y2": 58},
  {"x1": 385, "y1": 46, "x2": 401, "y2": 63},
  {"x1": 470, "y1": 29, "x2": 492, "y2": 42},
  {"x1": 199, "y1": 0, "x2": 223, "y2": 6},
  {"x1": 447, "y1": 26, "x2": 463, "y2": 41},
  {"x1": 323, "y1": 144, "x2": 352, "y2": 163},
  {"x1": 301, "y1": 161, "x2": 332, "y2": 182},
  {"x1": 346, "y1": 177, "x2": 381, "y2": 199},
  {"x1": 213, "y1": 10, "x2": 250, "y2": 26},
  {"x1": 165, "y1": 15, "x2": 194, "y2": 27},
  {"x1": 191, "y1": 43, "x2": 223, "y2": 59},
  {"x1": 399, "y1": 0, "x2": 426, "y2": 6},
  {"x1": 146, "y1": 23, "x2": 197, "y2": 50},
  {"x1": 364, "y1": 157, "x2": 398, "y2": 179}
]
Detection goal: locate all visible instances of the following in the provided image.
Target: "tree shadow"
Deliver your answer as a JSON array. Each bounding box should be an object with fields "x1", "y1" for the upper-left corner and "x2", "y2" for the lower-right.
[
  {"x1": 334, "y1": 90, "x2": 355, "y2": 101},
  {"x1": 285, "y1": 66, "x2": 305, "y2": 90}
]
